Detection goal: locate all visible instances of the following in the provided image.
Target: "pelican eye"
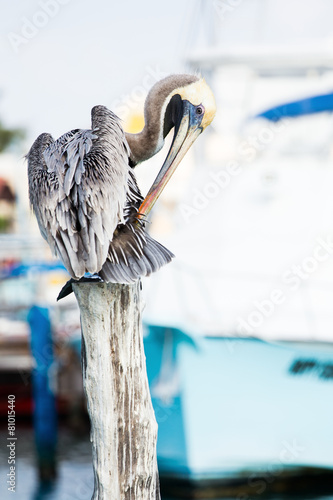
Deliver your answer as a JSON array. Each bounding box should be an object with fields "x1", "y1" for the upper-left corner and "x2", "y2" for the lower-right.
[{"x1": 196, "y1": 105, "x2": 204, "y2": 115}]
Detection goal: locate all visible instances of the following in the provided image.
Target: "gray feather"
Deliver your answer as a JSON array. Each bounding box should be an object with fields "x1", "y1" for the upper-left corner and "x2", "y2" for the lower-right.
[{"x1": 27, "y1": 101, "x2": 175, "y2": 284}]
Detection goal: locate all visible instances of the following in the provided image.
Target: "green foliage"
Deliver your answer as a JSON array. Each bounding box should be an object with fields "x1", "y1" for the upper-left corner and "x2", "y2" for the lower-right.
[
  {"x1": 0, "y1": 121, "x2": 25, "y2": 153},
  {"x1": 0, "y1": 215, "x2": 12, "y2": 232}
]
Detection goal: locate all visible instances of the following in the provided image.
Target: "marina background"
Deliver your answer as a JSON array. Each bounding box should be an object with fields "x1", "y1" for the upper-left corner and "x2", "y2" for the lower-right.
[{"x1": 1, "y1": 0, "x2": 333, "y2": 498}]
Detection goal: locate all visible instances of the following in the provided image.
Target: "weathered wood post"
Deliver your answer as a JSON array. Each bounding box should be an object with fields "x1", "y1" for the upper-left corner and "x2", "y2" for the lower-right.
[{"x1": 72, "y1": 280, "x2": 160, "y2": 500}]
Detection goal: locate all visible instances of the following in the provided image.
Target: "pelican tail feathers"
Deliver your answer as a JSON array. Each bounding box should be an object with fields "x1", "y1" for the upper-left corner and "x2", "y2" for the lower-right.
[{"x1": 100, "y1": 222, "x2": 174, "y2": 284}]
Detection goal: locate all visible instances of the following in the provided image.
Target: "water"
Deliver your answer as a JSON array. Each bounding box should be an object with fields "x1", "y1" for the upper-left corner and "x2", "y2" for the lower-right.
[
  {"x1": 1, "y1": 426, "x2": 332, "y2": 500},
  {"x1": 0, "y1": 426, "x2": 93, "y2": 500}
]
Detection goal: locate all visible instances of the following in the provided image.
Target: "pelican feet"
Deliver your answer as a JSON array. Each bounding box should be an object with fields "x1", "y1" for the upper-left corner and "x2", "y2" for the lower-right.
[{"x1": 57, "y1": 274, "x2": 104, "y2": 301}]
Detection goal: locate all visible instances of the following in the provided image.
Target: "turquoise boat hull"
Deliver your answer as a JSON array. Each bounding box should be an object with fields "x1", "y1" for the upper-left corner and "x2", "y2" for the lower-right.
[{"x1": 143, "y1": 324, "x2": 333, "y2": 483}]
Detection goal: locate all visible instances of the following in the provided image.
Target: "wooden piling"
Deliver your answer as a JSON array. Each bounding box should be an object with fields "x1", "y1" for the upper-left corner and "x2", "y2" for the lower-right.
[{"x1": 73, "y1": 281, "x2": 160, "y2": 500}]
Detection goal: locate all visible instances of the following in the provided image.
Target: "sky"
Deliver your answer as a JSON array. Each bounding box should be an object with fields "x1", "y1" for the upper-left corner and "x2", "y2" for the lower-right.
[
  {"x1": 0, "y1": 0, "x2": 197, "y2": 144},
  {"x1": 1, "y1": 0, "x2": 333, "y2": 146}
]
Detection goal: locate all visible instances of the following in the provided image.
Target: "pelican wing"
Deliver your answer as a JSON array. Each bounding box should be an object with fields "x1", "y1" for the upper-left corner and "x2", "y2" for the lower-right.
[
  {"x1": 27, "y1": 133, "x2": 62, "y2": 254},
  {"x1": 99, "y1": 169, "x2": 174, "y2": 283},
  {"x1": 27, "y1": 106, "x2": 130, "y2": 278}
]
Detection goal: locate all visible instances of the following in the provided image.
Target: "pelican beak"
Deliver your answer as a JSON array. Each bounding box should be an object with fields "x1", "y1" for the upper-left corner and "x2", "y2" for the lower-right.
[{"x1": 137, "y1": 100, "x2": 204, "y2": 219}]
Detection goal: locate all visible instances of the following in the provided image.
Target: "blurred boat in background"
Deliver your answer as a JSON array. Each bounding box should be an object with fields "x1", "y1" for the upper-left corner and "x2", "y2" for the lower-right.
[
  {"x1": 139, "y1": 43, "x2": 333, "y2": 494},
  {"x1": 144, "y1": 325, "x2": 333, "y2": 496}
]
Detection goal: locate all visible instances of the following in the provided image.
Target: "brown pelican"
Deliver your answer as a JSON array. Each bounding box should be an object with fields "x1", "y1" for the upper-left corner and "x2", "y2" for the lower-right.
[{"x1": 27, "y1": 74, "x2": 216, "y2": 295}]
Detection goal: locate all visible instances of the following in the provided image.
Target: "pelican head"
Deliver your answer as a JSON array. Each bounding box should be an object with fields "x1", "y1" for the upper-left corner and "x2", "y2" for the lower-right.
[{"x1": 125, "y1": 75, "x2": 216, "y2": 218}]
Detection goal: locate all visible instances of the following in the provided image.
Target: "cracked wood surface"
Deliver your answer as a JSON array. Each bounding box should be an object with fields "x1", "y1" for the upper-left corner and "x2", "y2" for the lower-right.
[{"x1": 73, "y1": 281, "x2": 160, "y2": 500}]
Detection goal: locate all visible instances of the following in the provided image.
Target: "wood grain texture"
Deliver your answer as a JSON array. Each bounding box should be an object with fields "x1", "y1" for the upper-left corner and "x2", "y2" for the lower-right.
[{"x1": 73, "y1": 281, "x2": 160, "y2": 500}]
